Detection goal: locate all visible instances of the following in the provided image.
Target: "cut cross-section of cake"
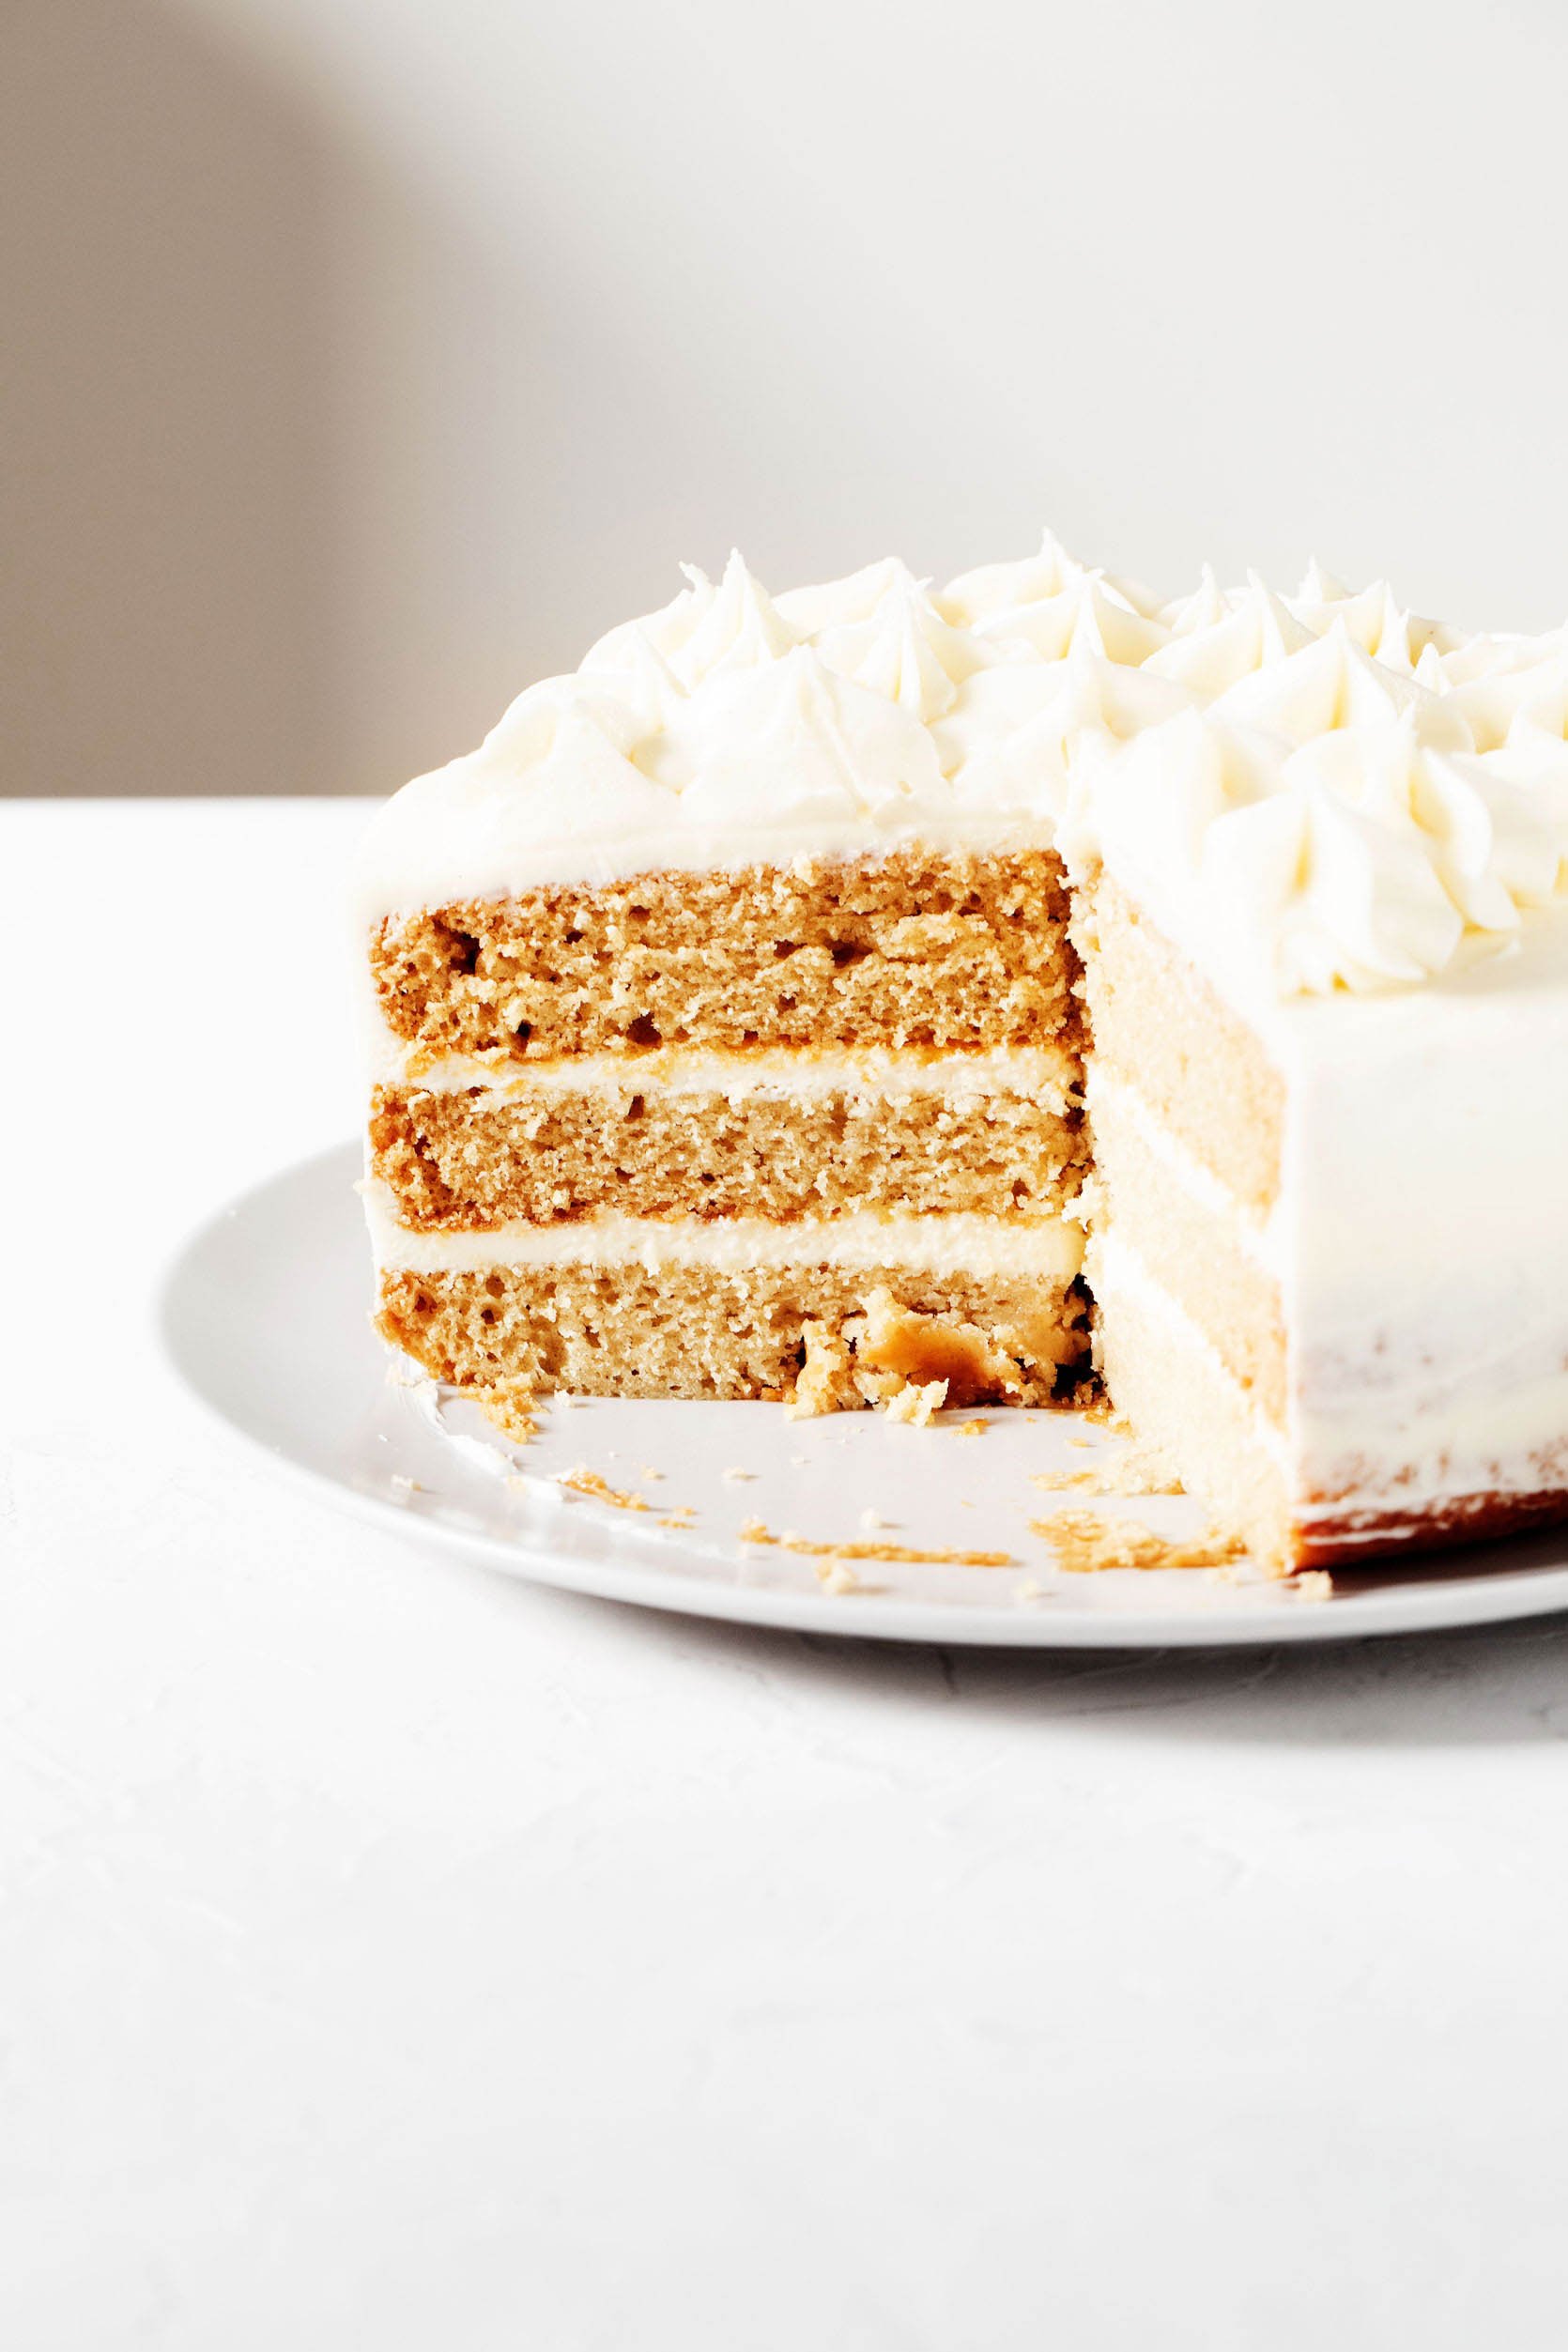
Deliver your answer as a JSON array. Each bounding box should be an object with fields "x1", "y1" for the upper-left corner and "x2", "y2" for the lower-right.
[
  {"x1": 355, "y1": 534, "x2": 1568, "y2": 1574},
  {"x1": 357, "y1": 555, "x2": 1154, "y2": 1417}
]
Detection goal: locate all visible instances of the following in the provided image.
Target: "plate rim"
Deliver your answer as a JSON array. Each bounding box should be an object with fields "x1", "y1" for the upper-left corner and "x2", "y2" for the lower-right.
[{"x1": 158, "y1": 1143, "x2": 1568, "y2": 1653}]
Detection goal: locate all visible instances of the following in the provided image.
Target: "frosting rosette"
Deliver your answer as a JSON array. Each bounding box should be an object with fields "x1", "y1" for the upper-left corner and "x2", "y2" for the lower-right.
[
  {"x1": 1145, "y1": 574, "x2": 1317, "y2": 698},
  {"x1": 1285, "y1": 575, "x2": 1457, "y2": 672},
  {"x1": 964, "y1": 571, "x2": 1172, "y2": 669},
  {"x1": 361, "y1": 530, "x2": 1568, "y2": 996},
  {"x1": 1078, "y1": 699, "x2": 1568, "y2": 997},
  {"x1": 1209, "y1": 618, "x2": 1472, "y2": 752},
  {"x1": 940, "y1": 641, "x2": 1195, "y2": 819},
  {"x1": 773, "y1": 556, "x2": 913, "y2": 638},
  {"x1": 645, "y1": 642, "x2": 948, "y2": 823},
  {"x1": 810, "y1": 566, "x2": 998, "y2": 723},
  {"x1": 581, "y1": 550, "x2": 797, "y2": 693},
  {"x1": 936, "y1": 530, "x2": 1162, "y2": 630},
  {"x1": 1160, "y1": 564, "x2": 1235, "y2": 638}
]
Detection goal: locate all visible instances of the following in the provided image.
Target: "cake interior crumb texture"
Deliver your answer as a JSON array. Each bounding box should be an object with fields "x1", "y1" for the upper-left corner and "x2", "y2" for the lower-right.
[
  {"x1": 371, "y1": 842, "x2": 1098, "y2": 1451},
  {"x1": 371, "y1": 849, "x2": 1079, "y2": 1060}
]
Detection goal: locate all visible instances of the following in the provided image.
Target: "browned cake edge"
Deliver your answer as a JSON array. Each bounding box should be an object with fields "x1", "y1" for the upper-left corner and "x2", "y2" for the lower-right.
[{"x1": 1300, "y1": 1488, "x2": 1568, "y2": 1573}]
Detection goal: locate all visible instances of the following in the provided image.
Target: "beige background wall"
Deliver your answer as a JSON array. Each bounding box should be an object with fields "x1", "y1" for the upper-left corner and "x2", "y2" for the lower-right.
[{"x1": 7, "y1": 0, "x2": 1567, "y2": 799}]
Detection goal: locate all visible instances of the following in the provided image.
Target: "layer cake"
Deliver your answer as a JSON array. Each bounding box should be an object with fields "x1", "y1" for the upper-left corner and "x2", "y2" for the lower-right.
[{"x1": 356, "y1": 539, "x2": 1568, "y2": 1571}]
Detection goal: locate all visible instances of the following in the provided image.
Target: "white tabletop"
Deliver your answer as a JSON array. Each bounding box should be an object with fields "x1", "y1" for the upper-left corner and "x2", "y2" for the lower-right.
[{"x1": 8, "y1": 797, "x2": 1568, "y2": 2352}]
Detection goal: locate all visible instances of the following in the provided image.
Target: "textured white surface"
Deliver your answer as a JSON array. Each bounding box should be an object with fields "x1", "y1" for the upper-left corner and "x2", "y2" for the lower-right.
[{"x1": 8, "y1": 798, "x2": 1568, "y2": 2350}]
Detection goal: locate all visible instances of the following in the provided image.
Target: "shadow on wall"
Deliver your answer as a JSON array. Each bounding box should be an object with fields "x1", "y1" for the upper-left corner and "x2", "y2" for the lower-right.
[
  {"x1": 2, "y1": 0, "x2": 334, "y2": 797},
  {"x1": 1, "y1": 2, "x2": 719, "y2": 799}
]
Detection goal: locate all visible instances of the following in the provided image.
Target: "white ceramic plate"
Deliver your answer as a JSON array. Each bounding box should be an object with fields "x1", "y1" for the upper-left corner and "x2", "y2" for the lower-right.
[{"x1": 161, "y1": 1144, "x2": 1568, "y2": 1648}]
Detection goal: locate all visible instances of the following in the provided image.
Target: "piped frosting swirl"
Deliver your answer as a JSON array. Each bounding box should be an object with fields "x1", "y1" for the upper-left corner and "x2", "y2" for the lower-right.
[{"x1": 359, "y1": 531, "x2": 1568, "y2": 1005}]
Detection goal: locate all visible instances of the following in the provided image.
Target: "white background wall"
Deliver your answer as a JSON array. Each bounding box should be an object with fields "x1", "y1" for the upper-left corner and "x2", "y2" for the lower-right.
[{"x1": 8, "y1": 0, "x2": 1567, "y2": 796}]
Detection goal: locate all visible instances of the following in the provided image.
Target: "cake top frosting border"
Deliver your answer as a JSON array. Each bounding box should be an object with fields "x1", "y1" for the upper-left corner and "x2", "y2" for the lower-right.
[{"x1": 357, "y1": 533, "x2": 1568, "y2": 1008}]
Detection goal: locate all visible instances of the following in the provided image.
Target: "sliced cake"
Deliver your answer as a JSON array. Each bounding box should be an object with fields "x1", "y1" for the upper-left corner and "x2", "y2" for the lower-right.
[{"x1": 355, "y1": 534, "x2": 1568, "y2": 1572}]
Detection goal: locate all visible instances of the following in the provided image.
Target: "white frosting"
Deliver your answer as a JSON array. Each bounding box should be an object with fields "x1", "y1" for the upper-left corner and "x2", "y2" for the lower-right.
[
  {"x1": 1091, "y1": 905, "x2": 1568, "y2": 1524},
  {"x1": 1077, "y1": 674, "x2": 1568, "y2": 1003},
  {"x1": 1144, "y1": 574, "x2": 1316, "y2": 697},
  {"x1": 1449, "y1": 643, "x2": 1568, "y2": 754},
  {"x1": 1285, "y1": 576, "x2": 1458, "y2": 670},
  {"x1": 1440, "y1": 623, "x2": 1567, "y2": 688},
  {"x1": 933, "y1": 528, "x2": 1087, "y2": 626},
  {"x1": 1205, "y1": 617, "x2": 1470, "y2": 748},
  {"x1": 1273, "y1": 904, "x2": 1568, "y2": 1519},
  {"x1": 936, "y1": 643, "x2": 1197, "y2": 822},
  {"x1": 357, "y1": 534, "x2": 1568, "y2": 1007},
  {"x1": 1160, "y1": 564, "x2": 1235, "y2": 638},
  {"x1": 365, "y1": 1187, "x2": 1084, "y2": 1282},
  {"x1": 775, "y1": 555, "x2": 918, "y2": 637},
  {"x1": 936, "y1": 529, "x2": 1162, "y2": 627},
  {"x1": 967, "y1": 572, "x2": 1172, "y2": 668},
  {"x1": 580, "y1": 548, "x2": 797, "y2": 692},
  {"x1": 810, "y1": 566, "x2": 996, "y2": 722},
  {"x1": 370, "y1": 1040, "x2": 1081, "y2": 1109},
  {"x1": 1293, "y1": 558, "x2": 1352, "y2": 606}
]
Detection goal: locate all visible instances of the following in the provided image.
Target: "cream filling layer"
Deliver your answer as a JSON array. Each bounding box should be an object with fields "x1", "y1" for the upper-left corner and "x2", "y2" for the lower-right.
[
  {"x1": 370, "y1": 1039, "x2": 1082, "y2": 1109},
  {"x1": 365, "y1": 1182, "x2": 1084, "y2": 1282},
  {"x1": 1088, "y1": 1063, "x2": 1281, "y2": 1274}
]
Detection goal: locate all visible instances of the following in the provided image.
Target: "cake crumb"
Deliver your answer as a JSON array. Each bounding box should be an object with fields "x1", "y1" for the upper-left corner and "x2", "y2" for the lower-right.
[
  {"x1": 881, "y1": 1377, "x2": 948, "y2": 1427},
  {"x1": 785, "y1": 1292, "x2": 1047, "y2": 1427},
  {"x1": 1287, "y1": 1569, "x2": 1333, "y2": 1603},
  {"x1": 787, "y1": 1321, "x2": 861, "y2": 1418},
  {"x1": 736, "y1": 1516, "x2": 1011, "y2": 1568},
  {"x1": 720, "y1": 1466, "x2": 755, "y2": 1483},
  {"x1": 1030, "y1": 1442, "x2": 1183, "y2": 1500},
  {"x1": 1032, "y1": 1508, "x2": 1244, "y2": 1576},
  {"x1": 389, "y1": 1473, "x2": 421, "y2": 1501},
  {"x1": 558, "y1": 1466, "x2": 653, "y2": 1514},
  {"x1": 858, "y1": 1507, "x2": 895, "y2": 1531},
  {"x1": 1013, "y1": 1577, "x2": 1046, "y2": 1604},
  {"x1": 656, "y1": 1505, "x2": 697, "y2": 1531},
  {"x1": 474, "y1": 1380, "x2": 539, "y2": 1445},
  {"x1": 853, "y1": 1286, "x2": 1026, "y2": 1406},
  {"x1": 1029, "y1": 1467, "x2": 1109, "y2": 1496},
  {"x1": 815, "y1": 1560, "x2": 866, "y2": 1595},
  {"x1": 639, "y1": 1465, "x2": 664, "y2": 1482}
]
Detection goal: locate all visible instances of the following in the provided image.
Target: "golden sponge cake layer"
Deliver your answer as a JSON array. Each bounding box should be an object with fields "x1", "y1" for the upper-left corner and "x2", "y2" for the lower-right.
[
  {"x1": 371, "y1": 847, "x2": 1079, "y2": 1063},
  {"x1": 370, "y1": 1071, "x2": 1087, "y2": 1232},
  {"x1": 378, "y1": 1261, "x2": 1089, "y2": 1407}
]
